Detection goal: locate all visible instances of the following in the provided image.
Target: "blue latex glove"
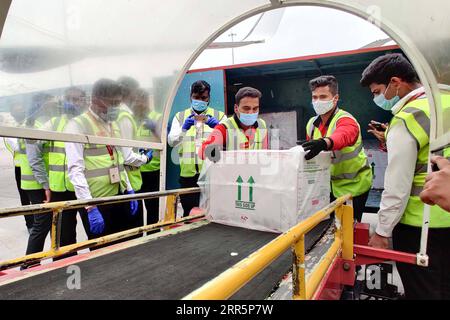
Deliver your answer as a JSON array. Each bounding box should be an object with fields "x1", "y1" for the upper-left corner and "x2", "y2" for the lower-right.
[
  {"x1": 126, "y1": 190, "x2": 139, "y2": 216},
  {"x1": 143, "y1": 118, "x2": 156, "y2": 132},
  {"x1": 182, "y1": 114, "x2": 195, "y2": 131},
  {"x1": 88, "y1": 207, "x2": 105, "y2": 235},
  {"x1": 139, "y1": 149, "x2": 153, "y2": 163},
  {"x1": 205, "y1": 115, "x2": 219, "y2": 128},
  {"x1": 145, "y1": 149, "x2": 153, "y2": 163}
]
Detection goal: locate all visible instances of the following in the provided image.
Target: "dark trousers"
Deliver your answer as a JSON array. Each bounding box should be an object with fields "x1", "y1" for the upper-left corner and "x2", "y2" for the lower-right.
[
  {"x1": 331, "y1": 190, "x2": 369, "y2": 223},
  {"x1": 15, "y1": 166, "x2": 33, "y2": 229},
  {"x1": 79, "y1": 199, "x2": 131, "y2": 240},
  {"x1": 25, "y1": 191, "x2": 78, "y2": 255},
  {"x1": 179, "y1": 174, "x2": 200, "y2": 217},
  {"x1": 140, "y1": 170, "x2": 161, "y2": 225},
  {"x1": 393, "y1": 223, "x2": 450, "y2": 300}
]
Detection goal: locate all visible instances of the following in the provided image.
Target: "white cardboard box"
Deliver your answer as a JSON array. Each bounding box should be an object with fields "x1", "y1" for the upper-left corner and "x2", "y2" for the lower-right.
[{"x1": 199, "y1": 150, "x2": 331, "y2": 233}]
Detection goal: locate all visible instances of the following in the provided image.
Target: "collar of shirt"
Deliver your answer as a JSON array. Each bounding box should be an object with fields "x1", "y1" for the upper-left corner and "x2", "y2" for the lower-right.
[
  {"x1": 88, "y1": 106, "x2": 112, "y2": 135},
  {"x1": 312, "y1": 107, "x2": 340, "y2": 128},
  {"x1": 391, "y1": 86, "x2": 426, "y2": 115}
]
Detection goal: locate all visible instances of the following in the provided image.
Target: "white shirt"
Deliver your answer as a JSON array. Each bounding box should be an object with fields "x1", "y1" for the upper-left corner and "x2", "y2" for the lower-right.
[
  {"x1": 167, "y1": 113, "x2": 186, "y2": 148},
  {"x1": 375, "y1": 87, "x2": 425, "y2": 237},
  {"x1": 64, "y1": 108, "x2": 132, "y2": 200},
  {"x1": 116, "y1": 106, "x2": 148, "y2": 167}
]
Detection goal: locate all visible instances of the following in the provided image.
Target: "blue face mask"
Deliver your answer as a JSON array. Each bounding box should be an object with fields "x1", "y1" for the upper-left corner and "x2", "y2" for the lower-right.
[
  {"x1": 107, "y1": 105, "x2": 120, "y2": 122},
  {"x1": 239, "y1": 112, "x2": 259, "y2": 126},
  {"x1": 191, "y1": 99, "x2": 208, "y2": 112},
  {"x1": 63, "y1": 101, "x2": 81, "y2": 116},
  {"x1": 373, "y1": 82, "x2": 400, "y2": 111}
]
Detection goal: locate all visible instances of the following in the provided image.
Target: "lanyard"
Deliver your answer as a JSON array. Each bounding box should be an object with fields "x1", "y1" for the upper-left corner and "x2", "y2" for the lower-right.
[
  {"x1": 106, "y1": 145, "x2": 115, "y2": 161},
  {"x1": 87, "y1": 111, "x2": 116, "y2": 162},
  {"x1": 405, "y1": 91, "x2": 426, "y2": 105}
]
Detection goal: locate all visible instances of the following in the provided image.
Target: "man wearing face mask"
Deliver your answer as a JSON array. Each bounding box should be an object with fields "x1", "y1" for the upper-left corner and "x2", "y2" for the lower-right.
[
  {"x1": 361, "y1": 53, "x2": 450, "y2": 300},
  {"x1": 21, "y1": 87, "x2": 88, "y2": 262},
  {"x1": 302, "y1": 75, "x2": 373, "y2": 223},
  {"x1": 199, "y1": 86, "x2": 268, "y2": 159},
  {"x1": 168, "y1": 80, "x2": 225, "y2": 217},
  {"x1": 64, "y1": 79, "x2": 138, "y2": 239},
  {"x1": 116, "y1": 79, "x2": 154, "y2": 230},
  {"x1": 4, "y1": 104, "x2": 33, "y2": 232}
]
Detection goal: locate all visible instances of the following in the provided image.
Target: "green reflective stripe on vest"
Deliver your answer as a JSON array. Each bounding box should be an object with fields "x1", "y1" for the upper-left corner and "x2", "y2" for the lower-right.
[
  {"x1": 333, "y1": 143, "x2": 364, "y2": 164},
  {"x1": 222, "y1": 116, "x2": 266, "y2": 150},
  {"x1": 73, "y1": 112, "x2": 128, "y2": 197},
  {"x1": 390, "y1": 95, "x2": 450, "y2": 227},
  {"x1": 117, "y1": 109, "x2": 142, "y2": 190},
  {"x1": 176, "y1": 107, "x2": 225, "y2": 177},
  {"x1": 331, "y1": 160, "x2": 371, "y2": 180},
  {"x1": 392, "y1": 102, "x2": 430, "y2": 150},
  {"x1": 85, "y1": 165, "x2": 125, "y2": 178},
  {"x1": 306, "y1": 109, "x2": 373, "y2": 198},
  {"x1": 139, "y1": 111, "x2": 162, "y2": 172}
]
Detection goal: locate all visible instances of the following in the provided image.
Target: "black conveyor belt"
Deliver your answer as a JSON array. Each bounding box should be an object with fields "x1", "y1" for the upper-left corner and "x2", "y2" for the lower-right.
[{"x1": 0, "y1": 220, "x2": 331, "y2": 300}]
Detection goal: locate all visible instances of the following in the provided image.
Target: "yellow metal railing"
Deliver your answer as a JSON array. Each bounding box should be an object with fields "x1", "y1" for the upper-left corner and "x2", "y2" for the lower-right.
[
  {"x1": 183, "y1": 195, "x2": 354, "y2": 300},
  {"x1": 0, "y1": 188, "x2": 202, "y2": 270}
]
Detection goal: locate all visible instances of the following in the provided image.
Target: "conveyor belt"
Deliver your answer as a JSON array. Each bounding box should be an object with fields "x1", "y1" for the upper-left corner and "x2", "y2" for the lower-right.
[{"x1": 0, "y1": 220, "x2": 332, "y2": 300}]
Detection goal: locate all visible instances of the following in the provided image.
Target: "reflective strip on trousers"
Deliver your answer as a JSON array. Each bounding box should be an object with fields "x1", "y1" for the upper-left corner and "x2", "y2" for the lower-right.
[
  {"x1": 85, "y1": 165, "x2": 125, "y2": 179},
  {"x1": 84, "y1": 147, "x2": 109, "y2": 157}
]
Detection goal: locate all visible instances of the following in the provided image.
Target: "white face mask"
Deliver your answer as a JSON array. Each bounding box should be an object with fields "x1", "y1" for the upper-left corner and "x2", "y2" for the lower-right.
[{"x1": 312, "y1": 98, "x2": 335, "y2": 115}]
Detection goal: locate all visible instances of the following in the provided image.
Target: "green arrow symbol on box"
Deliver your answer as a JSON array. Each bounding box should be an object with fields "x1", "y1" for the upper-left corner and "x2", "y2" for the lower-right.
[
  {"x1": 236, "y1": 176, "x2": 243, "y2": 201},
  {"x1": 248, "y1": 176, "x2": 255, "y2": 202}
]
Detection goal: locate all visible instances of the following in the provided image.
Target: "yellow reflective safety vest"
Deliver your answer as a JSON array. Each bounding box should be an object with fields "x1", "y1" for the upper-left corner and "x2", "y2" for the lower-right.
[
  {"x1": 48, "y1": 115, "x2": 74, "y2": 192},
  {"x1": 306, "y1": 109, "x2": 373, "y2": 198},
  {"x1": 138, "y1": 111, "x2": 162, "y2": 173},
  {"x1": 72, "y1": 112, "x2": 128, "y2": 198},
  {"x1": 19, "y1": 119, "x2": 50, "y2": 190},
  {"x1": 117, "y1": 108, "x2": 142, "y2": 191},
  {"x1": 175, "y1": 107, "x2": 225, "y2": 178},
  {"x1": 387, "y1": 94, "x2": 450, "y2": 227}
]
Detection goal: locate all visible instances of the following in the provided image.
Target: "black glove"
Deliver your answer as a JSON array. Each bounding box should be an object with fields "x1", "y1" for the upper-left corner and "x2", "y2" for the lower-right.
[{"x1": 302, "y1": 138, "x2": 329, "y2": 160}]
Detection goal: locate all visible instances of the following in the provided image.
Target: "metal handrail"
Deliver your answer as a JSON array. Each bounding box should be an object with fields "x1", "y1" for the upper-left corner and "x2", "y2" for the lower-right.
[
  {"x1": 0, "y1": 187, "x2": 202, "y2": 270},
  {"x1": 183, "y1": 195, "x2": 354, "y2": 300},
  {"x1": 0, "y1": 187, "x2": 200, "y2": 218}
]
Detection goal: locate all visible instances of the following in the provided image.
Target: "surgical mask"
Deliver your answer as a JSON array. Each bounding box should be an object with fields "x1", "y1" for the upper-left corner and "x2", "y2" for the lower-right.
[
  {"x1": 191, "y1": 99, "x2": 208, "y2": 112},
  {"x1": 107, "y1": 105, "x2": 120, "y2": 122},
  {"x1": 373, "y1": 82, "x2": 400, "y2": 111},
  {"x1": 239, "y1": 112, "x2": 258, "y2": 126},
  {"x1": 312, "y1": 99, "x2": 335, "y2": 115},
  {"x1": 63, "y1": 101, "x2": 81, "y2": 116}
]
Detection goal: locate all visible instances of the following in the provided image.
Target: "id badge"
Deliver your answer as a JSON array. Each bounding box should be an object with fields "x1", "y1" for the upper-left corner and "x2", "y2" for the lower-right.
[{"x1": 109, "y1": 167, "x2": 120, "y2": 184}]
